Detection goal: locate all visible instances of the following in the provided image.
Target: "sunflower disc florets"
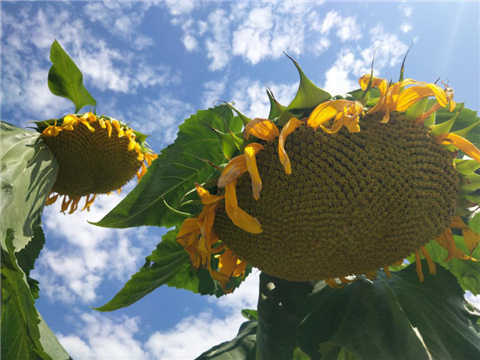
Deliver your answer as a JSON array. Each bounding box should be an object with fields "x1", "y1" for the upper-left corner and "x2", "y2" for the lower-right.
[{"x1": 40, "y1": 112, "x2": 157, "y2": 213}]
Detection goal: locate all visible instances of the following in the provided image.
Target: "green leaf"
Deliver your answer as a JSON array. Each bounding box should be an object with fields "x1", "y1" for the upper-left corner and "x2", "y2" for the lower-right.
[
  {"x1": 429, "y1": 106, "x2": 461, "y2": 137},
  {"x1": 0, "y1": 122, "x2": 58, "y2": 251},
  {"x1": 1, "y1": 229, "x2": 71, "y2": 360},
  {"x1": 424, "y1": 236, "x2": 480, "y2": 295},
  {"x1": 94, "y1": 105, "x2": 242, "y2": 229},
  {"x1": 298, "y1": 262, "x2": 480, "y2": 360},
  {"x1": 48, "y1": 40, "x2": 96, "y2": 113},
  {"x1": 16, "y1": 226, "x2": 46, "y2": 299},
  {"x1": 461, "y1": 173, "x2": 480, "y2": 192},
  {"x1": 285, "y1": 54, "x2": 331, "y2": 112},
  {"x1": 195, "y1": 321, "x2": 257, "y2": 360},
  {"x1": 256, "y1": 273, "x2": 314, "y2": 360},
  {"x1": 455, "y1": 159, "x2": 480, "y2": 175},
  {"x1": 241, "y1": 309, "x2": 259, "y2": 321},
  {"x1": 267, "y1": 86, "x2": 286, "y2": 120},
  {"x1": 95, "y1": 229, "x2": 251, "y2": 311},
  {"x1": 435, "y1": 103, "x2": 480, "y2": 147}
]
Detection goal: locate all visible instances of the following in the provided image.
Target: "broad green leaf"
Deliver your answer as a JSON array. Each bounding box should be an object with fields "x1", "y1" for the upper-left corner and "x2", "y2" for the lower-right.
[
  {"x1": 425, "y1": 235, "x2": 480, "y2": 295},
  {"x1": 48, "y1": 40, "x2": 96, "y2": 113},
  {"x1": 16, "y1": 226, "x2": 46, "y2": 299},
  {"x1": 435, "y1": 103, "x2": 480, "y2": 147},
  {"x1": 195, "y1": 321, "x2": 257, "y2": 360},
  {"x1": 94, "y1": 105, "x2": 242, "y2": 229},
  {"x1": 298, "y1": 262, "x2": 480, "y2": 360},
  {"x1": 1, "y1": 229, "x2": 71, "y2": 360},
  {"x1": 256, "y1": 273, "x2": 314, "y2": 360},
  {"x1": 95, "y1": 229, "x2": 251, "y2": 311},
  {"x1": 285, "y1": 55, "x2": 331, "y2": 112},
  {"x1": 0, "y1": 122, "x2": 58, "y2": 251}
]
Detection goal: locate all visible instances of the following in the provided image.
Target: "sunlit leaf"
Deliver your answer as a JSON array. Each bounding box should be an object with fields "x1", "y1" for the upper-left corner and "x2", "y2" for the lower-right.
[
  {"x1": 94, "y1": 105, "x2": 242, "y2": 229},
  {"x1": 48, "y1": 40, "x2": 96, "y2": 113},
  {"x1": 195, "y1": 321, "x2": 257, "y2": 360},
  {"x1": 0, "y1": 122, "x2": 57, "y2": 251}
]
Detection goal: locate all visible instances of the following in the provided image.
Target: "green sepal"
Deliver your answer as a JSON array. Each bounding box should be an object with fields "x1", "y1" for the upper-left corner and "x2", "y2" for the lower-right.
[
  {"x1": 465, "y1": 194, "x2": 480, "y2": 206},
  {"x1": 455, "y1": 159, "x2": 480, "y2": 175},
  {"x1": 405, "y1": 97, "x2": 428, "y2": 120},
  {"x1": 48, "y1": 40, "x2": 96, "y2": 113},
  {"x1": 284, "y1": 53, "x2": 331, "y2": 112},
  {"x1": 398, "y1": 44, "x2": 413, "y2": 82},
  {"x1": 429, "y1": 106, "x2": 462, "y2": 137},
  {"x1": 205, "y1": 123, "x2": 244, "y2": 160},
  {"x1": 460, "y1": 173, "x2": 480, "y2": 192},
  {"x1": 453, "y1": 119, "x2": 480, "y2": 139},
  {"x1": 227, "y1": 102, "x2": 251, "y2": 126},
  {"x1": 267, "y1": 86, "x2": 286, "y2": 120}
]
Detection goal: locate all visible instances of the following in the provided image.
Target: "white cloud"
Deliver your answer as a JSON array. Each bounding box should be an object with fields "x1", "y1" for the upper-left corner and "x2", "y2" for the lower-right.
[
  {"x1": 401, "y1": 22, "x2": 413, "y2": 33},
  {"x1": 323, "y1": 49, "x2": 359, "y2": 96},
  {"x1": 202, "y1": 78, "x2": 227, "y2": 109},
  {"x1": 170, "y1": 2, "x2": 360, "y2": 71},
  {"x1": 466, "y1": 291, "x2": 480, "y2": 309},
  {"x1": 56, "y1": 273, "x2": 260, "y2": 359},
  {"x1": 229, "y1": 78, "x2": 298, "y2": 119},
  {"x1": 33, "y1": 190, "x2": 154, "y2": 304},
  {"x1": 1, "y1": 4, "x2": 177, "y2": 123},
  {"x1": 58, "y1": 313, "x2": 148, "y2": 360},
  {"x1": 128, "y1": 94, "x2": 195, "y2": 146},
  {"x1": 400, "y1": 4, "x2": 413, "y2": 17}
]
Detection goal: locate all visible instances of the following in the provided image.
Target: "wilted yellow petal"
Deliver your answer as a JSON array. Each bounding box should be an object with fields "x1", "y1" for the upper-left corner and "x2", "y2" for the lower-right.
[
  {"x1": 420, "y1": 246, "x2": 436, "y2": 275},
  {"x1": 218, "y1": 155, "x2": 248, "y2": 187},
  {"x1": 359, "y1": 75, "x2": 389, "y2": 114},
  {"x1": 435, "y1": 133, "x2": 480, "y2": 164},
  {"x1": 383, "y1": 267, "x2": 392, "y2": 279},
  {"x1": 415, "y1": 250, "x2": 424, "y2": 282},
  {"x1": 449, "y1": 215, "x2": 468, "y2": 228},
  {"x1": 244, "y1": 118, "x2": 279, "y2": 141},
  {"x1": 278, "y1": 117, "x2": 303, "y2": 174},
  {"x1": 244, "y1": 143, "x2": 264, "y2": 200},
  {"x1": 62, "y1": 115, "x2": 78, "y2": 130},
  {"x1": 225, "y1": 180, "x2": 262, "y2": 234},
  {"x1": 435, "y1": 228, "x2": 469, "y2": 262},
  {"x1": 195, "y1": 183, "x2": 224, "y2": 205}
]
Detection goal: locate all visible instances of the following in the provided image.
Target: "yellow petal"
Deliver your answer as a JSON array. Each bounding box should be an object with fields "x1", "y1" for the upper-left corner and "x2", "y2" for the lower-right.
[
  {"x1": 225, "y1": 180, "x2": 262, "y2": 234},
  {"x1": 359, "y1": 75, "x2": 388, "y2": 114},
  {"x1": 244, "y1": 118, "x2": 280, "y2": 141},
  {"x1": 325, "y1": 278, "x2": 343, "y2": 289},
  {"x1": 395, "y1": 83, "x2": 448, "y2": 112},
  {"x1": 278, "y1": 117, "x2": 303, "y2": 174},
  {"x1": 415, "y1": 250, "x2": 424, "y2": 282},
  {"x1": 420, "y1": 246, "x2": 436, "y2": 275},
  {"x1": 462, "y1": 228, "x2": 480, "y2": 256},
  {"x1": 244, "y1": 143, "x2": 264, "y2": 200},
  {"x1": 81, "y1": 112, "x2": 97, "y2": 122},
  {"x1": 435, "y1": 133, "x2": 480, "y2": 164},
  {"x1": 62, "y1": 115, "x2": 78, "y2": 130},
  {"x1": 78, "y1": 117, "x2": 95, "y2": 133},
  {"x1": 383, "y1": 266, "x2": 392, "y2": 279},
  {"x1": 307, "y1": 100, "x2": 363, "y2": 134},
  {"x1": 45, "y1": 193, "x2": 60, "y2": 206},
  {"x1": 218, "y1": 155, "x2": 248, "y2": 187},
  {"x1": 450, "y1": 216, "x2": 468, "y2": 229},
  {"x1": 435, "y1": 228, "x2": 469, "y2": 262},
  {"x1": 307, "y1": 100, "x2": 346, "y2": 129},
  {"x1": 105, "y1": 120, "x2": 112, "y2": 138},
  {"x1": 195, "y1": 183, "x2": 225, "y2": 205}
]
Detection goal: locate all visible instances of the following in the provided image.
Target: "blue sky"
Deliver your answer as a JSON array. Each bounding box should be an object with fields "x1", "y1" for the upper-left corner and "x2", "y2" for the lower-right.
[{"x1": 1, "y1": 1, "x2": 480, "y2": 359}]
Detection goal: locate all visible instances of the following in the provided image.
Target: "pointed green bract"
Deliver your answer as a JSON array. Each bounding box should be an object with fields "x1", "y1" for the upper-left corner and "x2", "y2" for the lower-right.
[
  {"x1": 267, "y1": 87, "x2": 286, "y2": 120},
  {"x1": 93, "y1": 105, "x2": 242, "y2": 229},
  {"x1": 48, "y1": 40, "x2": 96, "y2": 113},
  {"x1": 0, "y1": 122, "x2": 58, "y2": 251},
  {"x1": 405, "y1": 97, "x2": 428, "y2": 120},
  {"x1": 284, "y1": 54, "x2": 331, "y2": 112},
  {"x1": 430, "y1": 107, "x2": 461, "y2": 137}
]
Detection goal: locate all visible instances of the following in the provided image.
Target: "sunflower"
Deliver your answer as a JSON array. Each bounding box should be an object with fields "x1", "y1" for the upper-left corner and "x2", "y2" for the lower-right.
[
  {"x1": 176, "y1": 73, "x2": 480, "y2": 290},
  {"x1": 38, "y1": 112, "x2": 157, "y2": 214}
]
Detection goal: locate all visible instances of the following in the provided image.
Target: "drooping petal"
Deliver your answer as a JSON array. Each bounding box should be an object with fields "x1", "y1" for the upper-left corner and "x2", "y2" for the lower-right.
[
  {"x1": 395, "y1": 84, "x2": 448, "y2": 112},
  {"x1": 218, "y1": 155, "x2": 248, "y2": 188},
  {"x1": 45, "y1": 193, "x2": 60, "y2": 205},
  {"x1": 62, "y1": 115, "x2": 78, "y2": 130},
  {"x1": 244, "y1": 118, "x2": 280, "y2": 141},
  {"x1": 383, "y1": 266, "x2": 392, "y2": 279},
  {"x1": 278, "y1": 117, "x2": 304, "y2": 175},
  {"x1": 435, "y1": 133, "x2": 480, "y2": 164},
  {"x1": 434, "y1": 228, "x2": 469, "y2": 262},
  {"x1": 420, "y1": 246, "x2": 436, "y2": 275},
  {"x1": 462, "y1": 228, "x2": 480, "y2": 257},
  {"x1": 244, "y1": 143, "x2": 264, "y2": 200},
  {"x1": 307, "y1": 100, "x2": 363, "y2": 134},
  {"x1": 195, "y1": 183, "x2": 225, "y2": 204},
  {"x1": 358, "y1": 75, "x2": 389, "y2": 114},
  {"x1": 415, "y1": 250, "x2": 424, "y2": 282},
  {"x1": 225, "y1": 180, "x2": 262, "y2": 234},
  {"x1": 325, "y1": 278, "x2": 343, "y2": 289}
]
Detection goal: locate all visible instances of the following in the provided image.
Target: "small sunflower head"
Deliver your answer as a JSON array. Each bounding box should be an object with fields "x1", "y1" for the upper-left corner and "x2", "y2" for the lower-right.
[{"x1": 39, "y1": 112, "x2": 157, "y2": 213}]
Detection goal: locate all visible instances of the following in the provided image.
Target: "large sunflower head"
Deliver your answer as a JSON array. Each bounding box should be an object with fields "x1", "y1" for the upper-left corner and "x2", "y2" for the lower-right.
[
  {"x1": 175, "y1": 64, "x2": 480, "y2": 290},
  {"x1": 36, "y1": 112, "x2": 157, "y2": 214}
]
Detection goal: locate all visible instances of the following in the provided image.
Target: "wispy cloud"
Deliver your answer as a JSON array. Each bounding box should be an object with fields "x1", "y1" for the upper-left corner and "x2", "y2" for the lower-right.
[
  {"x1": 33, "y1": 188, "x2": 155, "y2": 304},
  {"x1": 56, "y1": 273, "x2": 260, "y2": 359},
  {"x1": 1, "y1": 3, "x2": 178, "y2": 122},
  {"x1": 169, "y1": 2, "x2": 366, "y2": 71}
]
